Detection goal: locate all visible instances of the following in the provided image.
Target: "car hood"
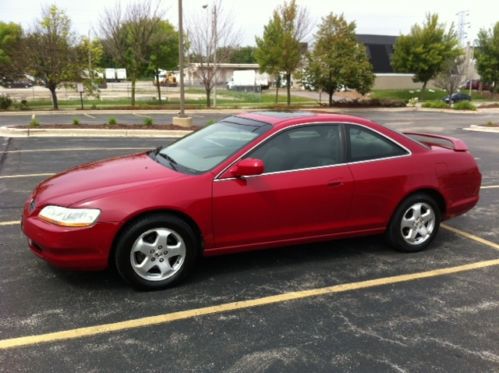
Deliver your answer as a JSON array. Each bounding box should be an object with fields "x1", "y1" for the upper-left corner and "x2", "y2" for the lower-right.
[{"x1": 33, "y1": 152, "x2": 184, "y2": 206}]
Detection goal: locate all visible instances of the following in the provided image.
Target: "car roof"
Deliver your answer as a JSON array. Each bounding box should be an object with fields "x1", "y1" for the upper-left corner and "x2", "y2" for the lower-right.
[{"x1": 236, "y1": 111, "x2": 373, "y2": 128}]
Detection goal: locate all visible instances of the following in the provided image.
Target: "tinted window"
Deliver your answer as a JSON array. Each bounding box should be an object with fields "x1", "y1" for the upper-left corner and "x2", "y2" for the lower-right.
[
  {"x1": 348, "y1": 125, "x2": 407, "y2": 162},
  {"x1": 246, "y1": 125, "x2": 343, "y2": 173}
]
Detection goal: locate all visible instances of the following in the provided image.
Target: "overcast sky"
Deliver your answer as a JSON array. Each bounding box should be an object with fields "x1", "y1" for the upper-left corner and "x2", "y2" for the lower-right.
[{"x1": 0, "y1": 0, "x2": 496, "y2": 46}]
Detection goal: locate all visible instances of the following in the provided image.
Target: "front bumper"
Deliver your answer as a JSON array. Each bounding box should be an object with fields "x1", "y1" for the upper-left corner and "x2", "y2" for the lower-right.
[{"x1": 22, "y1": 209, "x2": 119, "y2": 271}]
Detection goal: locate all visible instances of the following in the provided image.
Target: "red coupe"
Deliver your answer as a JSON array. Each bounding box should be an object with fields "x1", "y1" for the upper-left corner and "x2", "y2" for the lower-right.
[{"x1": 22, "y1": 112, "x2": 481, "y2": 289}]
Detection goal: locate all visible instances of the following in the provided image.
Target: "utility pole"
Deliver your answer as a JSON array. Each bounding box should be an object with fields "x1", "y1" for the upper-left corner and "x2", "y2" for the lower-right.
[
  {"x1": 212, "y1": 4, "x2": 217, "y2": 107},
  {"x1": 173, "y1": 0, "x2": 192, "y2": 127}
]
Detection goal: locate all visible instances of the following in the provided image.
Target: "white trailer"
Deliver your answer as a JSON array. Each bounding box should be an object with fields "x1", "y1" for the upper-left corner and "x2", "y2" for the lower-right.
[
  {"x1": 104, "y1": 68, "x2": 127, "y2": 82},
  {"x1": 227, "y1": 70, "x2": 269, "y2": 92}
]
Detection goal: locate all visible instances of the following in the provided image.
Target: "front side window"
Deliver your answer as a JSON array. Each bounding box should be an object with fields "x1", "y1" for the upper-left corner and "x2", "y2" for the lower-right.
[
  {"x1": 246, "y1": 124, "x2": 343, "y2": 173},
  {"x1": 348, "y1": 125, "x2": 407, "y2": 162},
  {"x1": 156, "y1": 118, "x2": 270, "y2": 174}
]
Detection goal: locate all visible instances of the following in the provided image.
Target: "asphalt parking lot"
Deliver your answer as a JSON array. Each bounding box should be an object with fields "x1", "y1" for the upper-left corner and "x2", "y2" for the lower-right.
[{"x1": 0, "y1": 111, "x2": 498, "y2": 372}]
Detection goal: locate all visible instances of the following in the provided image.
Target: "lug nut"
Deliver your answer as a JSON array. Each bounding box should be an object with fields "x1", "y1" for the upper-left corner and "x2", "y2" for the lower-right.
[
  {"x1": 159, "y1": 258, "x2": 164, "y2": 262},
  {"x1": 151, "y1": 257, "x2": 156, "y2": 262},
  {"x1": 158, "y1": 245, "x2": 163, "y2": 249}
]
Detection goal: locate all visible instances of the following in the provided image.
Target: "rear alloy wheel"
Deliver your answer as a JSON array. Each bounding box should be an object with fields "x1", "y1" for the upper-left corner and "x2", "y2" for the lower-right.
[
  {"x1": 386, "y1": 194, "x2": 441, "y2": 252},
  {"x1": 115, "y1": 214, "x2": 198, "y2": 290}
]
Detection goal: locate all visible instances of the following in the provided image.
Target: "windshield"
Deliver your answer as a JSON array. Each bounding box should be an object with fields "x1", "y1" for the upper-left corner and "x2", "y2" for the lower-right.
[{"x1": 155, "y1": 117, "x2": 271, "y2": 174}]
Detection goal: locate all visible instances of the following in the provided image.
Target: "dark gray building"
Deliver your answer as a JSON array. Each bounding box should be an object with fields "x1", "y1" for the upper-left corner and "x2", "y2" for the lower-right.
[{"x1": 356, "y1": 34, "x2": 398, "y2": 73}]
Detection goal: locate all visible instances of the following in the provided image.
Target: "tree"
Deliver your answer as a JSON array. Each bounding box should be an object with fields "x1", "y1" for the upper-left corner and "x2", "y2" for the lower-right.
[
  {"x1": 255, "y1": 11, "x2": 284, "y2": 103},
  {"x1": 255, "y1": 0, "x2": 310, "y2": 105},
  {"x1": 434, "y1": 54, "x2": 466, "y2": 95},
  {"x1": 0, "y1": 22, "x2": 23, "y2": 78},
  {"x1": 187, "y1": 0, "x2": 239, "y2": 107},
  {"x1": 305, "y1": 13, "x2": 374, "y2": 106},
  {"x1": 79, "y1": 36, "x2": 105, "y2": 98},
  {"x1": 217, "y1": 46, "x2": 256, "y2": 63},
  {"x1": 392, "y1": 14, "x2": 460, "y2": 91},
  {"x1": 100, "y1": 0, "x2": 163, "y2": 106},
  {"x1": 149, "y1": 20, "x2": 179, "y2": 103},
  {"x1": 475, "y1": 22, "x2": 499, "y2": 95},
  {"x1": 22, "y1": 5, "x2": 84, "y2": 109}
]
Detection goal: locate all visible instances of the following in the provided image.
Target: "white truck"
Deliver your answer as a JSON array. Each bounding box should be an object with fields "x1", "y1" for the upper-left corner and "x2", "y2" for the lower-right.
[{"x1": 227, "y1": 70, "x2": 269, "y2": 92}]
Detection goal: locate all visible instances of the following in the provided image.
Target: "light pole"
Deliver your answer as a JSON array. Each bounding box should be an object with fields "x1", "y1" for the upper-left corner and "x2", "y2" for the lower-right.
[
  {"x1": 203, "y1": 3, "x2": 217, "y2": 107},
  {"x1": 172, "y1": 0, "x2": 192, "y2": 127}
]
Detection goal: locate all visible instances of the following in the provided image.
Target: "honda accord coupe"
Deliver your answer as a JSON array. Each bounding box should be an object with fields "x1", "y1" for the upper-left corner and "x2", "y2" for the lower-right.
[{"x1": 22, "y1": 112, "x2": 481, "y2": 290}]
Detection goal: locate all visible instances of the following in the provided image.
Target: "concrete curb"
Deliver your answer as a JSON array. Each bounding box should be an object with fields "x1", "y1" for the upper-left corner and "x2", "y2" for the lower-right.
[
  {"x1": 463, "y1": 125, "x2": 499, "y2": 133},
  {"x1": 1, "y1": 107, "x2": 499, "y2": 116},
  {"x1": 0, "y1": 126, "x2": 192, "y2": 138}
]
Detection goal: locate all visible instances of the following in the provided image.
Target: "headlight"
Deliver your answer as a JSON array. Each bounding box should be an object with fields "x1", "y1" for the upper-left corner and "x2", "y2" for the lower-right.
[{"x1": 38, "y1": 206, "x2": 101, "y2": 227}]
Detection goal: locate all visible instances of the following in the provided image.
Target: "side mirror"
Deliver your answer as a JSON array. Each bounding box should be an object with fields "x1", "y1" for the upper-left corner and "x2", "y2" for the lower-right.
[{"x1": 229, "y1": 158, "x2": 264, "y2": 178}]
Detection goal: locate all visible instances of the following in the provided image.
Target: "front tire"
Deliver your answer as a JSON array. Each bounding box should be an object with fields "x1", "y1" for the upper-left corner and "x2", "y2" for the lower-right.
[
  {"x1": 115, "y1": 214, "x2": 198, "y2": 290},
  {"x1": 386, "y1": 194, "x2": 441, "y2": 252}
]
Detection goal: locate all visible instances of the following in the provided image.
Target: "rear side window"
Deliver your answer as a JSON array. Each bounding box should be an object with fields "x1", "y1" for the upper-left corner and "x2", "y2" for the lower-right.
[{"x1": 348, "y1": 125, "x2": 407, "y2": 162}]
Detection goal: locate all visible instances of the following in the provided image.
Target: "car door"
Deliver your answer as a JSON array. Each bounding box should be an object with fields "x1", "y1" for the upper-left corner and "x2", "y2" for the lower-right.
[
  {"x1": 212, "y1": 124, "x2": 354, "y2": 250},
  {"x1": 345, "y1": 124, "x2": 411, "y2": 230}
]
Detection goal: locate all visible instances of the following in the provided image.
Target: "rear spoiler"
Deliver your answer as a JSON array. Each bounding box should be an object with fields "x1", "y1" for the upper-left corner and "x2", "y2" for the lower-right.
[{"x1": 403, "y1": 132, "x2": 468, "y2": 152}]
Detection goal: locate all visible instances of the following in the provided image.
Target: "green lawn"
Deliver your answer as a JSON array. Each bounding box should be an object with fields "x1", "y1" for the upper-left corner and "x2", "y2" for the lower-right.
[
  {"x1": 11, "y1": 89, "x2": 315, "y2": 110},
  {"x1": 371, "y1": 89, "x2": 496, "y2": 102}
]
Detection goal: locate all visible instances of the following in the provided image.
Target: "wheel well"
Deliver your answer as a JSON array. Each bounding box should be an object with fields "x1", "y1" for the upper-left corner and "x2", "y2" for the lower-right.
[
  {"x1": 400, "y1": 189, "x2": 446, "y2": 216},
  {"x1": 108, "y1": 209, "x2": 204, "y2": 267}
]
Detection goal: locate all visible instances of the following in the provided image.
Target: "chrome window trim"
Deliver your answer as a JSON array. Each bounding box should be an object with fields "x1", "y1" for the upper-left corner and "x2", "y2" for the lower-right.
[{"x1": 214, "y1": 121, "x2": 412, "y2": 182}]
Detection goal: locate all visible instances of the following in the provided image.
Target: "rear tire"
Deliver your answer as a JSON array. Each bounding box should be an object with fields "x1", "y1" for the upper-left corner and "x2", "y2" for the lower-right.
[
  {"x1": 114, "y1": 214, "x2": 198, "y2": 290},
  {"x1": 386, "y1": 193, "x2": 441, "y2": 252}
]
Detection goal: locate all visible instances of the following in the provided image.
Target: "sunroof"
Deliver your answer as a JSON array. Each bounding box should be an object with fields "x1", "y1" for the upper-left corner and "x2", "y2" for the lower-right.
[{"x1": 252, "y1": 111, "x2": 314, "y2": 118}]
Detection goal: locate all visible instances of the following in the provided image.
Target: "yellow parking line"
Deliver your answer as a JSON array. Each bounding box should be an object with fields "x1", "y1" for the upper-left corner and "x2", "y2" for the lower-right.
[
  {"x1": 1, "y1": 258, "x2": 498, "y2": 350},
  {"x1": 0, "y1": 173, "x2": 55, "y2": 180},
  {"x1": 442, "y1": 224, "x2": 499, "y2": 251},
  {"x1": 481, "y1": 185, "x2": 499, "y2": 190},
  {"x1": 0, "y1": 220, "x2": 19, "y2": 226},
  {"x1": 5, "y1": 147, "x2": 150, "y2": 154}
]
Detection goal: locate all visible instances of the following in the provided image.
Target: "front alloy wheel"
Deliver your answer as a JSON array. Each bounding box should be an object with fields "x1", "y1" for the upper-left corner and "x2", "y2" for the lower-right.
[
  {"x1": 130, "y1": 228, "x2": 186, "y2": 282},
  {"x1": 115, "y1": 214, "x2": 198, "y2": 290}
]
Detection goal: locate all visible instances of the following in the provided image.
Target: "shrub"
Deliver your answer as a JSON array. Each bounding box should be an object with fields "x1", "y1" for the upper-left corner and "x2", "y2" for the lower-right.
[
  {"x1": 0, "y1": 95, "x2": 12, "y2": 110},
  {"x1": 30, "y1": 116, "x2": 40, "y2": 127},
  {"x1": 407, "y1": 97, "x2": 419, "y2": 107},
  {"x1": 19, "y1": 99, "x2": 30, "y2": 110},
  {"x1": 422, "y1": 100, "x2": 450, "y2": 109},
  {"x1": 453, "y1": 101, "x2": 476, "y2": 111},
  {"x1": 72, "y1": 117, "x2": 80, "y2": 125},
  {"x1": 107, "y1": 117, "x2": 117, "y2": 126},
  {"x1": 143, "y1": 117, "x2": 153, "y2": 126},
  {"x1": 331, "y1": 98, "x2": 406, "y2": 108}
]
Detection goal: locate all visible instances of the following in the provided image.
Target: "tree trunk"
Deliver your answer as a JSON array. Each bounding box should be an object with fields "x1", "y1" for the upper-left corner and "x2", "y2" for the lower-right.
[
  {"x1": 286, "y1": 72, "x2": 291, "y2": 106},
  {"x1": 328, "y1": 91, "x2": 333, "y2": 107},
  {"x1": 49, "y1": 85, "x2": 59, "y2": 110},
  {"x1": 206, "y1": 88, "x2": 211, "y2": 108},
  {"x1": 131, "y1": 78, "x2": 136, "y2": 107},
  {"x1": 275, "y1": 84, "x2": 279, "y2": 104},
  {"x1": 155, "y1": 70, "x2": 162, "y2": 104},
  {"x1": 421, "y1": 80, "x2": 428, "y2": 93}
]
